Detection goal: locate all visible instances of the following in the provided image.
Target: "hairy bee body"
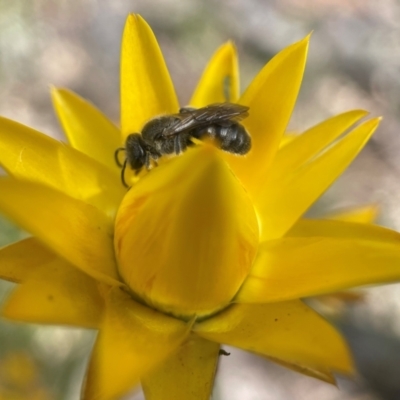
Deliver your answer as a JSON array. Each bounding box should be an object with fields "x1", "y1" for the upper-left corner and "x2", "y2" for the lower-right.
[
  {"x1": 115, "y1": 103, "x2": 251, "y2": 187},
  {"x1": 190, "y1": 119, "x2": 251, "y2": 155}
]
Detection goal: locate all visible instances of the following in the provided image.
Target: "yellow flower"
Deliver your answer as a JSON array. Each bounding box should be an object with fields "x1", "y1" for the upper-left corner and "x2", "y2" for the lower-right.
[{"x1": 1, "y1": 13, "x2": 400, "y2": 400}]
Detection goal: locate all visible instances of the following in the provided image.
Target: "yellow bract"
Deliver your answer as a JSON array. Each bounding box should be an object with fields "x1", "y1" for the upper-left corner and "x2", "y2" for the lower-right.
[
  {"x1": 0, "y1": 116, "x2": 124, "y2": 215},
  {"x1": 120, "y1": 14, "x2": 179, "y2": 138},
  {"x1": 142, "y1": 335, "x2": 220, "y2": 400},
  {"x1": 257, "y1": 117, "x2": 380, "y2": 241},
  {"x1": 237, "y1": 236, "x2": 400, "y2": 304},
  {"x1": 0, "y1": 179, "x2": 120, "y2": 286},
  {"x1": 190, "y1": 41, "x2": 239, "y2": 106},
  {"x1": 0, "y1": 12, "x2": 398, "y2": 400},
  {"x1": 225, "y1": 35, "x2": 310, "y2": 194},
  {"x1": 195, "y1": 300, "x2": 353, "y2": 374},
  {"x1": 326, "y1": 204, "x2": 379, "y2": 223},
  {"x1": 0, "y1": 238, "x2": 55, "y2": 283},
  {"x1": 3, "y1": 258, "x2": 104, "y2": 329},
  {"x1": 51, "y1": 88, "x2": 122, "y2": 173},
  {"x1": 84, "y1": 288, "x2": 192, "y2": 400},
  {"x1": 271, "y1": 109, "x2": 369, "y2": 176}
]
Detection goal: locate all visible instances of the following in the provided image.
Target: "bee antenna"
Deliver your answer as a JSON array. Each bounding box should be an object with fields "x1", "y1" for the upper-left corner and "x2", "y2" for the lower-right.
[
  {"x1": 121, "y1": 159, "x2": 130, "y2": 188},
  {"x1": 114, "y1": 147, "x2": 126, "y2": 167}
]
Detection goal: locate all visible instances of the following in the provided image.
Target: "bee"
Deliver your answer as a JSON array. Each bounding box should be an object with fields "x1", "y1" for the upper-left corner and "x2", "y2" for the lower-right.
[{"x1": 115, "y1": 103, "x2": 251, "y2": 187}]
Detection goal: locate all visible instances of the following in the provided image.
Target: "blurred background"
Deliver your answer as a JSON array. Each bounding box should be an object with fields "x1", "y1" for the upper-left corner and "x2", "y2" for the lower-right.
[{"x1": 1, "y1": 0, "x2": 400, "y2": 399}]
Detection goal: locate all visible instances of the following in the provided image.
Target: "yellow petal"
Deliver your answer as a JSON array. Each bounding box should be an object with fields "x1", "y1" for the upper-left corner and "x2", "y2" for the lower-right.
[
  {"x1": 190, "y1": 41, "x2": 239, "y2": 107},
  {"x1": 121, "y1": 14, "x2": 179, "y2": 139},
  {"x1": 237, "y1": 235, "x2": 400, "y2": 304},
  {"x1": 225, "y1": 35, "x2": 309, "y2": 193},
  {"x1": 0, "y1": 238, "x2": 55, "y2": 283},
  {"x1": 286, "y1": 218, "x2": 400, "y2": 243},
  {"x1": 271, "y1": 109, "x2": 368, "y2": 179},
  {"x1": 279, "y1": 132, "x2": 298, "y2": 149},
  {"x1": 0, "y1": 178, "x2": 120, "y2": 286},
  {"x1": 267, "y1": 356, "x2": 336, "y2": 384},
  {"x1": 83, "y1": 287, "x2": 191, "y2": 400},
  {"x1": 114, "y1": 146, "x2": 259, "y2": 318},
  {"x1": 195, "y1": 300, "x2": 353, "y2": 374},
  {"x1": 2, "y1": 258, "x2": 104, "y2": 329},
  {"x1": 142, "y1": 335, "x2": 220, "y2": 400},
  {"x1": 51, "y1": 88, "x2": 122, "y2": 173},
  {"x1": 0, "y1": 117, "x2": 124, "y2": 215},
  {"x1": 257, "y1": 117, "x2": 380, "y2": 241},
  {"x1": 326, "y1": 204, "x2": 379, "y2": 224}
]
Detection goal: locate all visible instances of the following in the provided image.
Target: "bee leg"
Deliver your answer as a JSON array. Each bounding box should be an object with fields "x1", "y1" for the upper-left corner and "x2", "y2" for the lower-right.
[
  {"x1": 174, "y1": 135, "x2": 184, "y2": 154},
  {"x1": 219, "y1": 349, "x2": 231, "y2": 356},
  {"x1": 144, "y1": 151, "x2": 152, "y2": 170},
  {"x1": 114, "y1": 147, "x2": 126, "y2": 167},
  {"x1": 147, "y1": 148, "x2": 161, "y2": 169},
  {"x1": 120, "y1": 159, "x2": 130, "y2": 188},
  {"x1": 149, "y1": 152, "x2": 159, "y2": 168}
]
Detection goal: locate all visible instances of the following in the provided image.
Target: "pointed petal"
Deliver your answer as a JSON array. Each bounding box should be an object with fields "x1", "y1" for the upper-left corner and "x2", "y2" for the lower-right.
[
  {"x1": 326, "y1": 204, "x2": 379, "y2": 224},
  {"x1": 142, "y1": 335, "x2": 220, "y2": 400},
  {"x1": 195, "y1": 300, "x2": 353, "y2": 374},
  {"x1": 115, "y1": 146, "x2": 259, "y2": 318},
  {"x1": 286, "y1": 218, "x2": 400, "y2": 243},
  {"x1": 51, "y1": 88, "x2": 122, "y2": 173},
  {"x1": 225, "y1": 35, "x2": 309, "y2": 193},
  {"x1": 2, "y1": 258, "x2": 104, "y2": 329},
  {"x1": 279, "y1": 133, "x2": 298, "y2": 148},
  {"x1": 257, "y1": 118, "x2": 380, "y2": 241},
  {"x1": 190, "y1": 42, "x2": 239, "y2": 107},
  {"x1": 267, "y1": 356, "x2": 336, "y2": 384},
  {"x1": 0, "y1": 238, "x2": 55, "y2": 283},
  {"x1": 237, "y1": 235, "x2": 400, "y2": 304},
  {"x1": 271, "y1": 109, "x2": 368, "y2": 178},
  {"x1": 0, "y1": 117, "x2": 124, "y2": 214},
  {"x1": 83, "y1": 287, "x2": 191, "y2": 400},
  {"x1": 121, "y1": 14, "x2": 179, "y2": 139},
  {"x1": 0, "y1": 179, "x2": 120, "y2": 286}
]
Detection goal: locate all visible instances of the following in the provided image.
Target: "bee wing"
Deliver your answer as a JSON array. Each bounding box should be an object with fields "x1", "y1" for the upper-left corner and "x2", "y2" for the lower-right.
[{"x1": 163, "y1": 103, "x2": 249, "y2": 136}]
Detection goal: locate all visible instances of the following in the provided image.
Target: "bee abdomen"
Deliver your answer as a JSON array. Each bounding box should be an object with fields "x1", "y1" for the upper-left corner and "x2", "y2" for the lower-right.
[
  {"x1": 219, "y1": 124, "x2": 251, "y2": 155},
  {"x1": 191, "y1": 123, "x2": 251, "y2": 155}
]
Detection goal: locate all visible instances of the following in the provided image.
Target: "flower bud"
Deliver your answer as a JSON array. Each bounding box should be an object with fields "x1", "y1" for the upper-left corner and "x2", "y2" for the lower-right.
[{"x1": 114, "y1": 146, "x2": 259, "y2": 318}]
